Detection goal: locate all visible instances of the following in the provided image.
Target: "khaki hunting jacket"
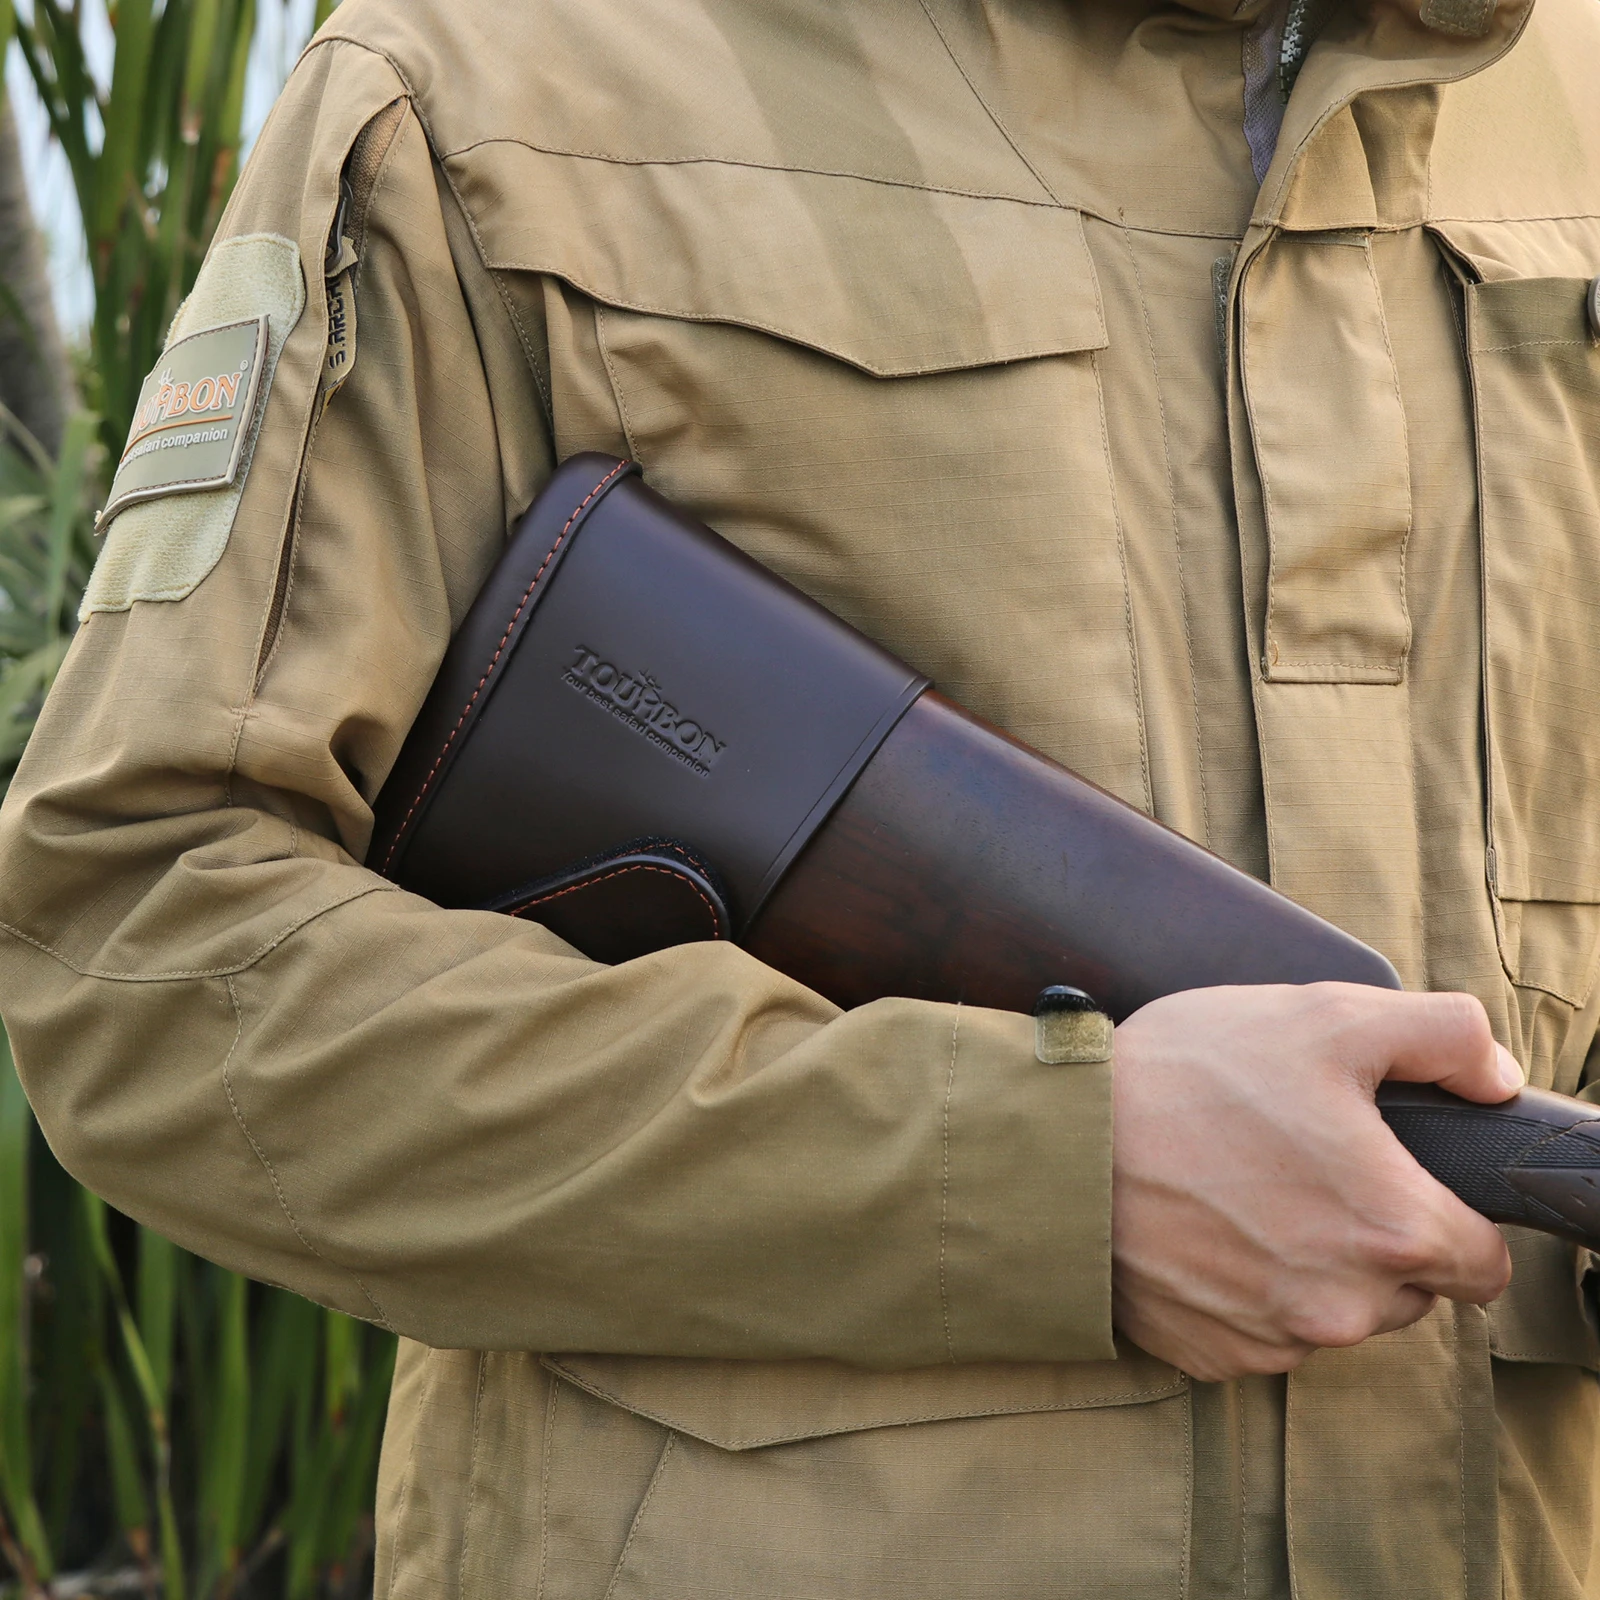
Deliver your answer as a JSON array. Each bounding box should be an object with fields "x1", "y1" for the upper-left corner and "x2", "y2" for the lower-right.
[{"x1": 2, "y1": 0, "x2": 1600, "y2": 1594}]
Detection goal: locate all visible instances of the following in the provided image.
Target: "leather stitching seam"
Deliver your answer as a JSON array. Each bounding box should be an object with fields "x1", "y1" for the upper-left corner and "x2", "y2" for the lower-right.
[
  {"x1": 505, "y1": 862, "x2": 723, "y2": 939},
  {"x1": 378, "y1": 460, "x2": 630, "y2": 874}
]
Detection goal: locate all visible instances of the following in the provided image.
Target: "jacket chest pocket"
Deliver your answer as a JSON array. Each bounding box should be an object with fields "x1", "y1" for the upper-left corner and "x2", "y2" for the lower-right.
[
  {"x1": 454, "y1": 144, "x2": 1151, "y2": 809},
  {"x1": 538, "y1": 1351, "x2": 1191, "y2": 1600},
  {"x1": 1437, "y1": 220, "x2": 1600, "y2": 1007}
]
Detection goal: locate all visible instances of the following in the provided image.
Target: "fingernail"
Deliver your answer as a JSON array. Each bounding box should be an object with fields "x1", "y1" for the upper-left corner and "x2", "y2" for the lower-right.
[{"x1": 1498, "y1": 1050, "x2": 1526, "y2": 1094}]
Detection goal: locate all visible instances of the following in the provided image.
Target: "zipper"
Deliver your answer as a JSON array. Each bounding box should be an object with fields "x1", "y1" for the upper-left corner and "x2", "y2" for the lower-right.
[{"x1": 255, "y1": 96, "x2": 410, "y2": 688}]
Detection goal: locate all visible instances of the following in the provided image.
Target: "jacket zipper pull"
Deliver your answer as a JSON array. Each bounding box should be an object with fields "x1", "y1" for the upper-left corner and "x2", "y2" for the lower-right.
[{"x1": 322, "y1": 176, "x2": 359, "y2": 406}]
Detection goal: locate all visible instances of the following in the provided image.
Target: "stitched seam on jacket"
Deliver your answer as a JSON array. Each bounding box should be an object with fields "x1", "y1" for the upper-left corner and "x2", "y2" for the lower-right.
[
  {"x1": 380, "y1": 1348, "x2": 442, "y2": 1600},
  {"x1": 1510, "y1": 971, "x2": 1588, "y2": 1007},
  {"x1": 439, "y1": 133, "x2": 1060, "y2": 209},
  {"x1": 603, "y1": 1432, "x2": 676, "y2": 1600},
  {"x1": 1455, "y1": 1313, "x2": 1467, "y2": 1593},
  {"x1": 378, "y1": 459, "x2": 630, "y2": 874},
  {"x1": 489, "y1": 268, "x2": 554, "y2": 426},
  {"x1": 296, "y1": 36, "x2": 575, "y2": 443},
  {"x1": 1268, "y1": 658, "x2": 1406, "y2": 670},
  {"x1": 1427, "y1": 211, "x2": 1600, "y2": 225},
  {"x1": 1248, "y1": 252, "x2": 1291, "y2": 680},
  {"x1": 506, "y1": 863, "x2": 723, "y2": 937},
  {"x1": 1091, "y1": 344, "x2": 1154, "y2": 812},
  {"x1": 1476, "y1": 337, "x2": 1592, "y2": 352},
  {"x1": 1489, "y1": 1339, "x2": 1592, "y2": 1361},
  {"x1": 0, "y1": 882, "x2": 395, "y2": 980},
  {"x1": 594, "y1": 304, "x2": 642, "y2": 462},
  {"x1": 256, "y1": 110, "x2": 415, "y2": 693},
  {"x1": 938, "y1": 1004, "x2": 961, "y2": 1364},
  {"x1": 1253, "y1": 8, "x2": 1539, "y2": 227},
  {"x1": 536, "y1": 1378, "x2": 559, "y2": 1600},
  {"x1": 446, "y1": 277, "x2": 1106, "y2": 374},
  {"x1": 1180, "y1": 1384, "x2": 1194, "y2": 1600},
  {"x1": 456, "y1": 1353, "x2": 489, "y2": 1600},
  {"x1": 221, "y1": 973, "x2": 395, "y2": 1329},
  {"x1": 1239, "y1": 1385, "x2": 1249, "y2": 1600},
  {"x1": 913, "y1": 0, "x2": 1059, "y2": 205},
  {"x1": 1125, "y1": 224, "x2": 1212, "y2": 848},
  {"x1": 305, "y1": 35, "x2": 1371, "y2": 237},
  {"x1": 1283, "y1": 1377, "x2": 1298, "y2": 1599},
  {"x1": 220, "y1": 162, "x2": 364, "y2": 758},
  {"x1": 541, "y1": 1364, "x2": 1188, "y2": 1449},
  {"x1": 1367, "y1": 236, "x2": 1415, "y2": 675}
]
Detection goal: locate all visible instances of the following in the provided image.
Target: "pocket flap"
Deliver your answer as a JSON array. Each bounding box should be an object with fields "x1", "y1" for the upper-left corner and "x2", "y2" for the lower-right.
[
  {"x1": 544, "y1": 1347, "x2": 1186, "y2": 1451},
  {"x1": 1429, "y1": 217, "x2": 1600, "y2": 285},
  {"x1": 1487, "y1": 1229, "x2": 1600, "y2": 1370},
  {"x1": 446, "y1": 143, "x2": 1107, "y2": 376}
]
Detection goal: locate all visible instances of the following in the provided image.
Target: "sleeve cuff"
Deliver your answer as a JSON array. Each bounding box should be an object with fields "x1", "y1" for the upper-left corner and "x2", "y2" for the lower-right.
[{"x1": 938, "y1": 1002, "x2": 1116, "y2": 1362}]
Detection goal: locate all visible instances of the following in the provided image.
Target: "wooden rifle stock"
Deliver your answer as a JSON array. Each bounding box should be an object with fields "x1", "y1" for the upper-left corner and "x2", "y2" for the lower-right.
[
  {"x1": 745, "y1": 693, "x2": 1600, "y2": 1249},
  {"x1": 375, "y1": 454, "x2": 1600, "y2": 1250}
]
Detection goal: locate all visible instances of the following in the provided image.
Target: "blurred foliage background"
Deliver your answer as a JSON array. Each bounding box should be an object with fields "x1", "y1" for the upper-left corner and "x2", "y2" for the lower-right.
[{"x1": 0, "y1": 3, "x2": 399, "y2": 1596}]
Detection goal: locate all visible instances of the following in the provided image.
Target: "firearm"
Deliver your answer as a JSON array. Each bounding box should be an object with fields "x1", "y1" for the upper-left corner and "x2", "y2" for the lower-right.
[{"x1": 373, "y1": 454, "x2": 1600, "y2": 1249}]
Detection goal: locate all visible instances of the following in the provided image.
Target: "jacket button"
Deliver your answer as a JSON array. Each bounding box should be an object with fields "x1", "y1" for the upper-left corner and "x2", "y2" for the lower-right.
[{"x1": 1590, "y1": 275, "x2": 1600, "y2": 339}]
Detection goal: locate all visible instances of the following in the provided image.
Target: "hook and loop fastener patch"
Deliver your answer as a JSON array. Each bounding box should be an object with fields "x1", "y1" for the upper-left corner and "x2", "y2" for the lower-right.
[
  {"x1": 83, "y1": 232, "x2": 306, "y2": 618},
  {"x1": 98, "y1": 316, "x2": 269, "y2": 527}
]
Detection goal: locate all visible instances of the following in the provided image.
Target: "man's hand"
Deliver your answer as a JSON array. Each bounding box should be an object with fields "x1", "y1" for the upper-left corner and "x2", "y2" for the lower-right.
[{"x1": 1110, "y1": 983, "x2": 1520, "y2": 1381}]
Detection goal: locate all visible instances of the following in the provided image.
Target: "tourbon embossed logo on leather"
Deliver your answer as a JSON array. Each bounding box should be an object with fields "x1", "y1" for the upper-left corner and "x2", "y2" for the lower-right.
[{"x1": 564, "y1": 645, "x2": 727, "y2": 777}]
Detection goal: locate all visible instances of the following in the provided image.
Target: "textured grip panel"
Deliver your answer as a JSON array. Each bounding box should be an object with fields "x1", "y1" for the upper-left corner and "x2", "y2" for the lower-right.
[
  {"x1": 1379, "y1": 1107, "x2": 1570, "y2": 1227},
  {"x1": 1378, "y1": 1086, "x2": 1600, "y2": 1245}
]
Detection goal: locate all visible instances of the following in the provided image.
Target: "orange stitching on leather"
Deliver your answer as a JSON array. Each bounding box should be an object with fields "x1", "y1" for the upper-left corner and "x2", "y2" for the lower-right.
[
  {"x1": 378, "y1": 461, "x2": 630, "y2": 875},
  {"x1": 505, "y1": 861, "x2": 724, "y2": 940}
]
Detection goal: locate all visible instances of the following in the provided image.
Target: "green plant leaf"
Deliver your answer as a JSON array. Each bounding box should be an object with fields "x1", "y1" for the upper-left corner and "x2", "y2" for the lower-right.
[
  {"x1": 238, "y1": 1287, "x2": 317, "y2": 1552},
  {"x1": 96, "y1": 1366, "x2": 150, "y2": 1545},
  {"x1": 196, "y1": 1269, "x2": 250, "y2": 1593},
  {"x1": 317, "y1": 1331, "x2": 395, "y2": 1578},
  {"x1": 0, "y1": 1030, "x2": 51, "y2": 1582},
  {"x1": 81, "y1": 1190, "x2": 184, "y2": 1600},
  {"x1": 91, "y1": 0, "x2": 157, "y2": 251},
  {"x1": 42, "y1": 411, "x2": 95, "y2": 637},
  {"x1": 3, "y1": 9, "x2": 397, "y2": 1589},
  {"x1": 135, "y1": 1229, "x2": 178, "y2": 1413}
]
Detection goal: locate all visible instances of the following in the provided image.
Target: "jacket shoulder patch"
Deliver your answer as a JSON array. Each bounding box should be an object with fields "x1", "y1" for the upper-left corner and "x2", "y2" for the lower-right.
[{"x1": 82, "y1": 233, "x2": 306, "y2": 618}]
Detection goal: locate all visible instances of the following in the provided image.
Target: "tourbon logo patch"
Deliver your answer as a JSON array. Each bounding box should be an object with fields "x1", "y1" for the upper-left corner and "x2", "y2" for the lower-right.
[
  {"x1": 98, "y1": 316, "x2": 269, "y2": 529},
  {"x1": 564, "y1": 645, "x2": 727, "y2": 778}
]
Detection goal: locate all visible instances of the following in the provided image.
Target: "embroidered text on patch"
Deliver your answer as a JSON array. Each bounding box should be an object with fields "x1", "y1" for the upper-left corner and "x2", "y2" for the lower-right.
[
  {"x1": 98, "y1": 317, "x2": 269, "y2": 529},
  {"x1": 80, "y1": 231, "x2": 305, "y2": 618}
]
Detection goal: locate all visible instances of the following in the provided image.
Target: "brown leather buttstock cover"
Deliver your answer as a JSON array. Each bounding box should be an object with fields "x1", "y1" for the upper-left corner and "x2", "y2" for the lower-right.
[{"x1": 373, "y1": 454, "x2": 1399, "y2": 1020}]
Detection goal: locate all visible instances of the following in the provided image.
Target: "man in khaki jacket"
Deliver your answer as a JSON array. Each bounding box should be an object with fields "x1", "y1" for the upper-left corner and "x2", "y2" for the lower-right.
[{"x1": 3, "y1": 0, "x2": 1600, "y2": 1592}]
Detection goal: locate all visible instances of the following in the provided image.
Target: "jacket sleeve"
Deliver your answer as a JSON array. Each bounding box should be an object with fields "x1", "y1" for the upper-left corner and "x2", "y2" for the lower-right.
[{"x1": 0, "y1": 38, "x2": 1115, "y2": 1367}]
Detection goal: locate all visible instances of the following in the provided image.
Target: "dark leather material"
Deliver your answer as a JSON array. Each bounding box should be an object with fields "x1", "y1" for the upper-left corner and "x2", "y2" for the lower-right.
[
  {"x1": 372, "y1": 453, "x2": 928, "y2": 929},
  {"x1": 376, "y1": 451, "x2": 1394, "y2": 1009},
  {"x1": 375, "y1": 456, "x2": 1600, "y2": 1248},
  {"x1": 483, "y1": 839, "x2": 731, "y2": 965},
  {"x1": 743, "y1": 691, "x2": 1399, "y2": 1021}
]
